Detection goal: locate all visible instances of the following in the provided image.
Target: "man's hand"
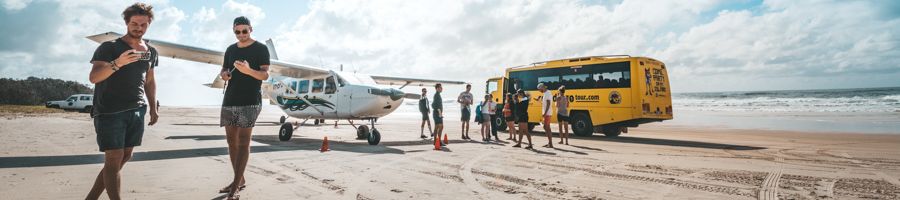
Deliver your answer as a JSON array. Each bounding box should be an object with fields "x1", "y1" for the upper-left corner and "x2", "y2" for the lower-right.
[
  {"x1": 114, "y1": 50, "x2": 140, "y2": 68},
  {"x1": 220, "y1": 70, "x2": 232, "y2": 81},
  {"x1": 233, "y1": 60, "x2": 251, "y2": 74},
  {"x1": 148, "y1": 108, "x2": 159, "y2": 126}
]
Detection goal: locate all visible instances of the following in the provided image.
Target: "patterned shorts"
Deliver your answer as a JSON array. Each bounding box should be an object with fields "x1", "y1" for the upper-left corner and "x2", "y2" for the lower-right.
[{"x1": 220, "y1": 105, "x2": 262, "y2": 128}]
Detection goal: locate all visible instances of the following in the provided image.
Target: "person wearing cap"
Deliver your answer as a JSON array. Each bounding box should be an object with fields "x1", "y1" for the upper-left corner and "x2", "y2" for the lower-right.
[
  {"x1": 218, "y1": 16, "x2": 270, "y2": 200},
  {"x1": 419, "y1": 88, "x2": 433, "y2": 139},
  {"x1": 538, "y1": 83, "x2": 555, "y2": 148},
  {"x1": 512, "y1": 90, "x2": 533, "y2": 149}
]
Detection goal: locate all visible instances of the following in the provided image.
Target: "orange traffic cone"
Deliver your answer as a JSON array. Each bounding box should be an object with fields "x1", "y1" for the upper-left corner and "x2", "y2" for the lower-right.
[
  {"x1": 320, "y1": 136, "x2": 329, "y2": 152},
  {"x1": 433, "y1": 135, "x2": 441, "y2": 150},
  {"x1": 443, "y1": 134, "x2": 449, "y2": 145}
]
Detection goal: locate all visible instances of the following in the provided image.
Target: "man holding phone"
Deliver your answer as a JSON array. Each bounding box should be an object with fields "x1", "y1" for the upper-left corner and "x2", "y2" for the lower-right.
[
  {"x1": 85, "y1": 3, "x2": 159, "y2": 200},
  {"x1": 217, "y1": 16, "x2": 270, "y2": 200}
]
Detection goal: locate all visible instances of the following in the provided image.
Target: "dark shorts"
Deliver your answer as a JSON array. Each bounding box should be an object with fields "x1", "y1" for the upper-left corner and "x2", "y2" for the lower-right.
[
  {"x1": 504, "y1": 115, "x2": 516, "y2": 123},
  {"x1": 461, "y1": 107, "x2": 471, "y2": 121},
  {"x1": 433, "y1": 112, "x2": 443, "y2": 125},
  {"x1": 220, "y1": 105, "x2": 262, "y2": 128},
  {"x1": 421, "y1": 111, "x2": 430, "y2": 121},
  {"x1": 557, "y1": 114, "x2": 569, "y2": 123},
  {"x1": 516, "y1": 114, "x2": 529, "y2": 123},
  {"x1": 94, "y1": 106, "x2": 146, "y2": 152}
]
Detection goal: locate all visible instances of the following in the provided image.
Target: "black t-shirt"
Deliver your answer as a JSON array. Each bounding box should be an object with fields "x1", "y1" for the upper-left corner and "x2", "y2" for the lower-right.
[
  {"x1": 90, "y1": 38, "x2": 158, "y2": 116},
  {"x1": 418, "y1": 97, "x2": 429, "y2": 113},
  {"x1": 222, "y1": 41, "x2": 270, "y2": 106},
  {"x1": 432, "y1": 92, "x2": 443, "y2": 115},
  {"x1": 516, "y1": 97, "x2": 529, "y2": 119}
]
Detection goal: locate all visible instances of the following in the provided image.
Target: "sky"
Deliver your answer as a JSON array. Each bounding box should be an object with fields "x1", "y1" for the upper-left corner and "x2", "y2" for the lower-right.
[{"x1": 1, "y1": 0, "x2": 899, "y2": 106}]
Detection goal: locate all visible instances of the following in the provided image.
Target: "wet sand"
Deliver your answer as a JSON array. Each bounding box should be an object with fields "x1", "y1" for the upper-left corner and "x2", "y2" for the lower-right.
[{"x1": 1, "y1": 106, "x2": 899, "y2": 199}]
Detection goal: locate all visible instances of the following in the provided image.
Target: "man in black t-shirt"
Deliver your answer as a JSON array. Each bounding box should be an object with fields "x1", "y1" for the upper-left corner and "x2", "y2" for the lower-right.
[
  {"x1": 419, "y1": 88, "x2": 433, "y2": 139},
  {"x1": 85, "y1": 3, "x2": 159, "y2": 200},
  {"x1": 217, "y1": 16, "x2": 271, "y2": 200}
]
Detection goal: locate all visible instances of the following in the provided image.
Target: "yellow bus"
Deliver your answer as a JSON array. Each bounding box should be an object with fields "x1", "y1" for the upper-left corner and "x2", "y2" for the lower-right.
[{"x1": 486, "y1": 55, "x2": 673, "y2": 137}]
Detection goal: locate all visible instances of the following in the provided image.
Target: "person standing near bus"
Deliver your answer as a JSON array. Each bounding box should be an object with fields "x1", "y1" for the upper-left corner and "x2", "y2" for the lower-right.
[
  {"x1": 512, "y1": 90, "x2": 533, "y2": 149},
  {"x1": 479, "y1": 94, "x2": 496, "y2": 142},
  {"x1": 503, "y1": 93, "x2": 517, "y2": 141},
  {"x1": 538, "y1": 83, "x2": 555, "y2": 148},
  {"x1": 556, "y1": 86, "x2": 570, "y2": 145},
  {"x1": 457, "y1": 84, "x2": 474, "y2": 140},
  {"x1": 419, "y1": 88, "x2": 433, "y2": 139}
]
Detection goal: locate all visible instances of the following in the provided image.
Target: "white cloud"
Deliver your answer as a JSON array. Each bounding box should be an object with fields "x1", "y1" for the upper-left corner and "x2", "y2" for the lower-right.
[
  {"x1": 188, "y1": 0, "x2": 266, "y2": 49},
  {"x1": 2, "y1": 0, "x2": 31, "y2": 11}
]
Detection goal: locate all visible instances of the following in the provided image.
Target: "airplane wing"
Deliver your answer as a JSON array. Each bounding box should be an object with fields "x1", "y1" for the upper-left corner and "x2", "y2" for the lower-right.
[
  {"x1": 86, "y1": 32, "x2": 331, "y2": 88},
  {"x1": 87, "y1": 32, "x2": 465, "y2": 89},
  {"x1": 370, "y1": 75, "x2": 467, "y2": 88}
]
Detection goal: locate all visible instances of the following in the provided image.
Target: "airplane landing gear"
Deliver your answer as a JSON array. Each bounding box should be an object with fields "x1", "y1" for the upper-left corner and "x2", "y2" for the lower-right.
[
  {"x1": 279, "y1": 123, "x2": 294, "y2": 141},
  {"x1": 279, "y1": 116, "x2": 287, "y2": 124},
  {"x1": 355, "y1": 118, "x2": 381, "y2": 145}
]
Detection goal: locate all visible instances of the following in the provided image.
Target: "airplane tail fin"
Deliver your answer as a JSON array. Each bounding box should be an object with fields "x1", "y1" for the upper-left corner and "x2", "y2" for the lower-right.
[{"x1": 265, "y1": 39, "x2": 279, "y2": 60}]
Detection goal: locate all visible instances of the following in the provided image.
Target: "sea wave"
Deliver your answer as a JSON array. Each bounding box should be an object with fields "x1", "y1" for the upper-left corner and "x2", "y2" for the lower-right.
[{"x1": 673, "y1": 87, "x2": 900, "y2": 112}]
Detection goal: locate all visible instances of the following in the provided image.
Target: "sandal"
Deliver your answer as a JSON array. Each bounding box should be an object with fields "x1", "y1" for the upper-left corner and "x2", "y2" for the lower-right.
[
  {"x1": 218, "y1": 184, "x2": 246, "y2": 193},
  {"x1": 524, "y1": 145, "x2": 533, "y2": 149}
]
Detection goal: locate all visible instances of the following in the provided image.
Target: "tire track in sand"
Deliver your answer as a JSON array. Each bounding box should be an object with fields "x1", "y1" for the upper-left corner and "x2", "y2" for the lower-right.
[{"x1": 758, "y1": 156, "x2": 784, "y2": 200}]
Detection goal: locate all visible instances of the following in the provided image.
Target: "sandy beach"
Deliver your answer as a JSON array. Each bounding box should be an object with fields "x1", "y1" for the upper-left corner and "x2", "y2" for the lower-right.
[{"x1": 1, "y1": 106, "x2": 899, "y2": 200}]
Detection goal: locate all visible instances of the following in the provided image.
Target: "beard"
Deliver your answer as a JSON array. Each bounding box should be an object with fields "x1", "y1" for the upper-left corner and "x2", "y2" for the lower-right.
[{"x1": 127, "y1": 30, "x2": 145, "y2": 39}]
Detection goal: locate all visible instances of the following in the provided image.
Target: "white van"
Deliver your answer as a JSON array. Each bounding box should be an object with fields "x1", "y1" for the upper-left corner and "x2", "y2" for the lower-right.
[{"x1": 46, "y1": 94, "x2": 93, "y2": 113}]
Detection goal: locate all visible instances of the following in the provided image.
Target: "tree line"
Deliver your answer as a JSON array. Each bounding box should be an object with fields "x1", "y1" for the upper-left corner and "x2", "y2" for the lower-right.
[{"x1": 0, "y1": 77, "x2": 93, "y2": 105}]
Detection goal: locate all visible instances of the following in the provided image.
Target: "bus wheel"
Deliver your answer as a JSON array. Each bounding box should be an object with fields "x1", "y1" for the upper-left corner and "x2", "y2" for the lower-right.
[
  {"x1": 601, "y1": 126, "x2": 622, "y2": 137},
  {"x1": 571, "y1": 112, "x2": 593, "y2": 137},
  {"x1": 495, "y1": 116, "x2": 507, "y2": 132}
]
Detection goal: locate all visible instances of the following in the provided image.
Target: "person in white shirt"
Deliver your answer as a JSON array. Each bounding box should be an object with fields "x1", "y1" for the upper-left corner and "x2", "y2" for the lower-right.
[
  {"x1": 538, "y1": 83, "x2": 555, "y2": 148},
  {"x1": 479, "y1": 94, "x2": 496, "y2": 142}
]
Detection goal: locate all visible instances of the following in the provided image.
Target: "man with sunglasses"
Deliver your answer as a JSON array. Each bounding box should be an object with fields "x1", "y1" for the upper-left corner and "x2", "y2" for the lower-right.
[
  {"x1": 217, "y1": 16, "x2": 270, "y2": 200},
  {"x1": 85, "y1": 3, "x2": 159, "y2": 200}
]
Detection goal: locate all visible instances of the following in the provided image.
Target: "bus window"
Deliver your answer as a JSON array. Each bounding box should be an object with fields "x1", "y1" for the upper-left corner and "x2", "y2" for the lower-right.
[
  {"x1": 486, "y1": 80, "x2": 499, "y2": 94},
  {"x1": 561, "y1": 74, "x2": 590, "y2": 89},
  {"x1": 325, "y1": 76, "x2": 337, "y2": 94},
  {"x1": 594, "y1": 71, "x2": 630, "y2": 88},
  {"x1": 297, "y1": 80, "x2": 310, "y2": 94},
  {"x1": 538, "y1": 76, "x2": 560, "y2": 90},
  {"x1": 312, "y1": 79, "x2": 324, "y2": 93}
]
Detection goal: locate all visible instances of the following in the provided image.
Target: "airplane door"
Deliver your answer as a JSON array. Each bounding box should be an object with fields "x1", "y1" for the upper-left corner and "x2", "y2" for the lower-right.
[
  {"x1": 335, "y1": 76, "x2": 352, "y2": 118},
  {"x1": 324, "y1": 76, "x2": 340, "y2": 118}
]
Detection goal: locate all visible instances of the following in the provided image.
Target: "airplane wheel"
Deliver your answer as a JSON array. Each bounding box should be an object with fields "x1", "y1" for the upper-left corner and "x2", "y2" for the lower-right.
[
  {"x1": 279, "y1": 123, "x2": 293, "y2": 141},
  {"x1": 368, "y1": 129, "x2": 381, "y2": 145},
  {"x1": 279, "y1": 116, "x2": 286, "y2": 124},
  {"x1": 356, "y1": 125, "x2": 369, "y2": 139}
]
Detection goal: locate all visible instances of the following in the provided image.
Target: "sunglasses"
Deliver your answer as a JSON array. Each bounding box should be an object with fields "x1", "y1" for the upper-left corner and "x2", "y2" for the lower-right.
[{"x1": 234, "y1": 29, "x2": 250, "y2": 35}]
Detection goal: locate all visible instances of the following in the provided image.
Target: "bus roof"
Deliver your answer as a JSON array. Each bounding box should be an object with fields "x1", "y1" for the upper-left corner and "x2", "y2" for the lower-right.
[{"x1": 506, "y1": 55, "x2": 660, "y2": 72}]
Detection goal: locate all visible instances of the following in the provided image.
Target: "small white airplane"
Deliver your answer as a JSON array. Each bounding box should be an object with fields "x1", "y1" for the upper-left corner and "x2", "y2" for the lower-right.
[{"x1": 87, "y1": 32, "x2": 466, "y2": 145}]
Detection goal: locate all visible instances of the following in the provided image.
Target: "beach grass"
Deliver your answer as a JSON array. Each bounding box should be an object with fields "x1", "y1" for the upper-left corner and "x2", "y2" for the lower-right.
[{"x1": 0, "y1": 105, "x2": 67, "y2": 114}]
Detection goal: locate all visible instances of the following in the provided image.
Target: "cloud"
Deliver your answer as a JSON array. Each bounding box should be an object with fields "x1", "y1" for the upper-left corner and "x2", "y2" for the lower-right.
[{"x1": 2, "y1": 0, "x2": 31, "y2": 11}]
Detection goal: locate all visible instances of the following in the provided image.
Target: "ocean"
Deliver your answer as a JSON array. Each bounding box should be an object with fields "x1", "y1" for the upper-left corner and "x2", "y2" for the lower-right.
[{"x1": 673, "y1": 87, "x2": 900, "y2": 113}]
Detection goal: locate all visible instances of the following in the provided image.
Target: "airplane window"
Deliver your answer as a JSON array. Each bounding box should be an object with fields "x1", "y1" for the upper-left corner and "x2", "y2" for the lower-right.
[
  {"x1": 288, "y1": 81, "x2": 298, "y2": 94},
  {"x1": 298, "y1": 80, "x2": 309, "y2": 94},
  {"x1": 325, "y1": 76, "x2": 337, "y2": 94},
  {"x1": 312, "y1": 79, "x2": 324, "y2": 93}
]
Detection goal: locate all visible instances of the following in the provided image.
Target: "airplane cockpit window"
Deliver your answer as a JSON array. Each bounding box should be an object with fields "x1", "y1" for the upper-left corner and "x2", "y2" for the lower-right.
[
  {"x1": 297, "y1": 80, "x2": 309, "y2": 94},
  {"x1": 325, "y1": 76, "x2": 337, "y2": 94},
  {"x1": 312, "y1": 79, "x2": 324, "y2": 93},
  {"x1": 288, "y1": 81, "x2": 298, "y2": 94}
]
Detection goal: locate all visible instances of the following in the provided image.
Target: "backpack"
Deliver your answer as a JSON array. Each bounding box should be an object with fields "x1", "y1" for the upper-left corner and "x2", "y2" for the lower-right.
[{"x1": 474, "y1": 103, "x2": 484, "y2": 123}]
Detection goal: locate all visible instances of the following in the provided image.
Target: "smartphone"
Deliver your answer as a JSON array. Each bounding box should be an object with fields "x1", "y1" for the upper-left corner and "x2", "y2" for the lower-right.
[{"x1": 132, "y1": 51, "x2": 152, "y2": 61}]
